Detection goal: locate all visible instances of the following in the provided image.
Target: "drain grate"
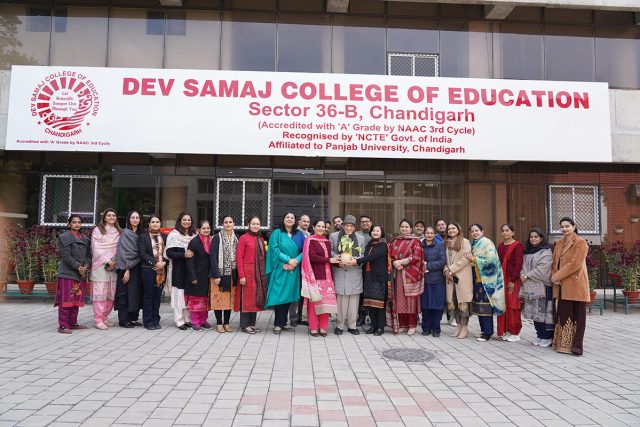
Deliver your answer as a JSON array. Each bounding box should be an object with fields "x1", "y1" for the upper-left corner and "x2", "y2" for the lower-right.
[{"x1": 382, "y1": 348, "x2": 434, "y2": 363}]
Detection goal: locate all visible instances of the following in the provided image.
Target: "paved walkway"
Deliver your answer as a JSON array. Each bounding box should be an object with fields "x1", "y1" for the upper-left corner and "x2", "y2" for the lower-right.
[{"x1": 0, "y1": 301, "x2": 639, "y2": 427}]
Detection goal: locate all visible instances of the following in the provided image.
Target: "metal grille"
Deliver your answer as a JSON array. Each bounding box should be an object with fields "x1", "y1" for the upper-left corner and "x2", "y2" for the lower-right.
[
  {"x1": 548, "y1": 185, "x2": 600, "y2": 234},
  {"x1": 216, "y1": 178, "x2": 271, "y2": 230},
  {"x1": 40, "y1": 175, "x2": 98, "y2": 226},
  {"x1": 388, "y1": 52, "x2": 439, "y2": 77}
]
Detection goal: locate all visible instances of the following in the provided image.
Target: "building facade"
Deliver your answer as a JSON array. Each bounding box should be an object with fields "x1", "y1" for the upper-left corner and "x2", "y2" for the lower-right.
[{"x1": 1, "y1": 0, "x2": 640, "y2": 244}]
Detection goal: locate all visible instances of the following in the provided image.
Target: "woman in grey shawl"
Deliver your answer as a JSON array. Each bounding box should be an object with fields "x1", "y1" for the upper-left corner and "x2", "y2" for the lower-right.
[
  {"x1": 520, "y1": 227, "x2": 554, "y2": 347},
  {"x1": 115, "y1": 210, "x2": 144, "y2": 328}
]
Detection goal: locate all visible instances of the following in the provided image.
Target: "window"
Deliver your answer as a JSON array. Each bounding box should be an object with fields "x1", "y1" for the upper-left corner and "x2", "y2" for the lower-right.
[
  {"x1": 387, "y1": 52, "x2": 438, "y2": 76},
  {"x1": 40, "y1": 175, "x2": 98, "y2": 226},
  {"x1": 216, "y1": 178, "x2": 271, "y2": 230},
  {"x1": 548, "y1": 185, "x2": 600, "y2": 235},
  {"x1": 26, "y1": 8, "x2": 51, "y2": 33},
  {"x1": 146, "y1": 10, "x2": 164, "y2": 36}
]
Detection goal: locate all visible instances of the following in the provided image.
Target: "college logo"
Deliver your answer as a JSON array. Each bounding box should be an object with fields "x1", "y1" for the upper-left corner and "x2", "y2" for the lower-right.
[{"x1": 31, "y1": 71, "x2": 100, "y2": 137}]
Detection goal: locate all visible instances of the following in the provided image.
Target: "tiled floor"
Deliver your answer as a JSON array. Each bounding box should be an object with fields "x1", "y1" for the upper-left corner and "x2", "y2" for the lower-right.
[{"x1": 0, "y1": 301, "x2": 639, "y2": 426}]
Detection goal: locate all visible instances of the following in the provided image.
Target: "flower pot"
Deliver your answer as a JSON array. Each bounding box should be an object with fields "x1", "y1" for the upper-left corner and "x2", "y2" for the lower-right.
[
  {"x1": 623, "y1": 290, "x2": 640, "y2": 305},
  {"x1": 17, "y1": 280, "x2": 36, "y2": 295},
  {"x1": 340, "y1": 253, "x2": 353, "y2": 264},
  {"x1": 45, "y1": 281, "x2": 57, "y2": 296},
  {"x1": 586, "y1": 290, "x2": 596, "y2": 307}
]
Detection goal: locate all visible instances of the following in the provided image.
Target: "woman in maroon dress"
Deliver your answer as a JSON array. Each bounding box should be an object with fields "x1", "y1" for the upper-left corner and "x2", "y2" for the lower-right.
[
  {"x1": 497, "y1": 223, "x2": 525, "y2": 342},
  {"x1": 388, "y1": 219, "x2": 424, "y2": 335},
  {"x1": 235, "y1": 216, "x2": 267, "y2": 334}
]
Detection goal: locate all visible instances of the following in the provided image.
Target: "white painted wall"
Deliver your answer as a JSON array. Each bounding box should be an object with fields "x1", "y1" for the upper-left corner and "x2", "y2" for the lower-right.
[{"x1": 1, "y1": 69, "x2": 639, "y2": 163}]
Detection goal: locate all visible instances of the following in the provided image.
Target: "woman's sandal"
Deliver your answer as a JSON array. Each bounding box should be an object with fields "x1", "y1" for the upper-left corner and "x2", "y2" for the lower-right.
[
  {"x1": 310, "y1": 330, "x2": 319, "y2": 337},
  {"x1": 242, "y1": 327, "x2": 256, "y2": 334}
]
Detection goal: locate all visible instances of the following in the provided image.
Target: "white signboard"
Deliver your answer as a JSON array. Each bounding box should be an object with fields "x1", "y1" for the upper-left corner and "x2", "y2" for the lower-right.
[{"x1": 6, "y1": 65, "x2": 612, "y2": 162}]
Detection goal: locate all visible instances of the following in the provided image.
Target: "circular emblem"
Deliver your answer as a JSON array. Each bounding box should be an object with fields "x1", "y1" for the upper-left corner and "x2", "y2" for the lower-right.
[{"x1": 32, "y1": 72, "x2": 99, "y2": 137}]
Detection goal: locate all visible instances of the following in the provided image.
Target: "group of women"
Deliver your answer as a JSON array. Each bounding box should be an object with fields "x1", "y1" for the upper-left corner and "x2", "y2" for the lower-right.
[{"x1": 54, "y1": 209, "x2": 590, "y2": 356}]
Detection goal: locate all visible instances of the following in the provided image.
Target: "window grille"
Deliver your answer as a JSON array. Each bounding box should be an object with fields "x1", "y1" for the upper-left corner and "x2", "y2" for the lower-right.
[
  {"x1": 40, "y1": 175, "x2": 98, "y2": 227},
  {"x1": 548, "y1": 185, "x2": 600, "y2": 235},
  {"x1": 387, "y1": 52, "x2": 439, "y2": 77},
  {"x1": 216, "y1": 178, "x2": 271, "y2": 230}
]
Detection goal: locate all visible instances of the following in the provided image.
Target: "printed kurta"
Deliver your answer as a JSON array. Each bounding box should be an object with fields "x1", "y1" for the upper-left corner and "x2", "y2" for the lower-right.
[
  {"x1": 470, "y1": 237, "x2": 506, "y2": 316},
  {"x1": 209, "y1": 232, "x2": 238, "y2": 311},
  {"x1": 388, "y1": 236, "x2": 424, "y2": 332}
]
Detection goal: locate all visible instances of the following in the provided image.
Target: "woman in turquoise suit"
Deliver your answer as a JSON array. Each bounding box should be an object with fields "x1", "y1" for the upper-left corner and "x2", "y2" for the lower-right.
[
  {"x1": 465, "y1": 224, "x2": 506, "y2": 342},
  {"x1": 266, "y1": 212, "x2": 303, "y2": 334}
]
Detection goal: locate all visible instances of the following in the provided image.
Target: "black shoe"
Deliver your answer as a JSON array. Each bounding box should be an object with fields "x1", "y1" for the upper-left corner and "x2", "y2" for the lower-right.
[
  {"x1": 178, "y1": 324, "x2": 188, "y2": 330},
  {"x1": 144, "y1": 325, "x2": 155, "y2": 330},
  {"x1": 365, "y1": 327, "x2": 376, "y2": 334},
  {"x1": 185, "y1": 322, "x2": 192, "y2": 328},
  {"x1": 120, "y1": 322, "x2": 135, "y2": 328},
  {"x1": 374, "y1": 329, "x2": 384, "y2": 336},
  {"x1": 290, "y1": 321, "x2": 298, "y2": 328},
  {"x1": 348, "y1": 328, "x2": 360, "y2": 335},
  {"x1": 356, "y1": 318, "x2": 365, "y2": 327},
  {"x1": 432, "y1": 331, "x2": 440, "y2": 338},
  {"x1": 422, "y1": 330, "x2": 432, "y2": 336},
  {"x1": 298, "y1": 321, "x2": 309, "y2": 326},
  {"x1": 334, "y1": 328, "x2": 343, "y2": 335},
  {"x1": 155, "y1": 324, "x2": 162, "y2": 329},
  {"x1": 131, "y1": 321, "x2": 143, "y2": 327}
]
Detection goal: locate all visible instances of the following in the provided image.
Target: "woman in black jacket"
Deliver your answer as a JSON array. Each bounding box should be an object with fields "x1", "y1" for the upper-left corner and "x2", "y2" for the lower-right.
[
  {"x1": 186, "y1": 220, "x2": 213, "y2": 331},
  {"x1": 166, "y1": 212, "x2": 197, "y2": 330},
  {"x1": 139, "y1": 214, "x2": 167, "y2": 330},
  {"x1": 55, "y1": 214, "x2": 91, "y2": 334},
  {"x1": 356, "y1": 225, "x2": 389, "y2": 336}
]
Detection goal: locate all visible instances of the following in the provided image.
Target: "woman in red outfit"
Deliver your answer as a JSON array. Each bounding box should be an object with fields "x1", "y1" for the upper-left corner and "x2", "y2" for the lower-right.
[
  {"x1": 497, "y1": 223, "x2": 525, "y2": 342},
  {"x1": 301, "y1": 219, "x2": 339, "y2": 337},
  {"x1": 388, "y1": 219, "x2": 424, "y2": 335},
  {"x1": 235, "y1": 216, "x2": 267, "y2": 334}
]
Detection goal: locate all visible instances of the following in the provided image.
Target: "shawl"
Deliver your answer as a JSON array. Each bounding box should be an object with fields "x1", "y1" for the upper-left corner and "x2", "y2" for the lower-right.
[
  {"x1": 471, "y1": 237, "x2": 506, "y2": 315},
  {"x1": 524, "y1": 243, "x2": 550, "y2": 255},
  {"x1": 165, "y1": 229, "x2": 195, "y2": 291},
  {"x1": 389, "y1": 236, "x2": 424, "y2": 297},
  {"x1": 301, "y1": 234, "x2": 338, "y2": 314},
  {"x1": 254, "y1": 233, "x2": 267, "y2": 308},
  {"x1": 91, "y1": 225, "x2": 120, "y2": 272},
  {"x1": 115, "y1": 228, "x2": 140, "y2": 270},
  {"x1": 218, "y1": 231, "x2": 238, "y2": 276}
]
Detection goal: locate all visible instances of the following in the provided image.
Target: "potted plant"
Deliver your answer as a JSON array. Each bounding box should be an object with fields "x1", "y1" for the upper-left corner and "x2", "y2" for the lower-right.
[
  {"x1": 337, "y1": 235, "x2": 354, "y2": 264},
  {"x1": 586, "y1": 246, "x2": 600, "y2": 306},
  {"x1": 605, "y1": 241, "x2": 640, "y2": 304},
  {"x1": 0, "y1": 225, "x2": 14, "y2": 293},
  {"x1": 41, "y1": 233, "x2": 60, "y2": 296},
  {"x1": 10, "y1": 225, "x2": 48, "y2": 294},
  {"x1": 620, "y1": 241, "x2": 640, "y2": 304}
]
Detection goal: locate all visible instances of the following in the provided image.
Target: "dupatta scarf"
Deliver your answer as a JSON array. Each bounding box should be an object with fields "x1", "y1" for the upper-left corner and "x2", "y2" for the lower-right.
[
  {"x1": 301, "y1": 234, "x2": 338, "y2": 315},
  {"x1": 389, "y1": 236, "x2": 424, "y2": 297},
  {"x1": 91, "y1": 225, "x2": 120, "y2": 272},
  {"x1": 165, "y1": 229, "x2": 196, "y2": 292},
  {"x1": 471, "y1": 236, "x2": 506, "y2": 315}
]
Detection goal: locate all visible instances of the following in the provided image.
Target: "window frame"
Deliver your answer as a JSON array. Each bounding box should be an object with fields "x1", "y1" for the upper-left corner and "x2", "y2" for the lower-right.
[
  {"x1": 548, "y1": 184, "x2": 600, "y2": 235},
  {"x1": 215, "y1": 177, "x2": 271, "y2": 230},
  {"x1": 387, "y1": 52, "x2": 439, "y2": 76},
  {"x1": 40, "y1": 174, "x2": 99, "y2": 227}
]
